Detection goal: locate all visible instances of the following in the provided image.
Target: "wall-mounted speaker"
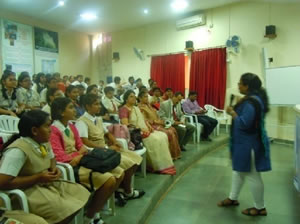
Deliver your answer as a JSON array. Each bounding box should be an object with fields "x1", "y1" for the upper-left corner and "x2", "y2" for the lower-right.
[
  {"x1": 113, "y1": 52, "x2": 120, "y2": 60},
  {"x1": 265, "y1": 25, "x2": 276, "y2": 38},
  {"x1": 185, "y1": 41, "x2": 194, "y2": 51}
]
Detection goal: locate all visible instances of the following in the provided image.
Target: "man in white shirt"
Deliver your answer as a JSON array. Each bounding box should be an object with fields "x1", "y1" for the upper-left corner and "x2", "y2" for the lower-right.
[
  {"x1": 122, "y1": 76, "x2": 136, "y2": 91},
  {"x1": 72, "y1": 74, "x2": 88, "y2": 89},
  {"x1": 102, "y1": 86, "x2": 120, "y2": 120},
  {"x1": 107, "y1": 76, "x2": 122, "y2": 95}
]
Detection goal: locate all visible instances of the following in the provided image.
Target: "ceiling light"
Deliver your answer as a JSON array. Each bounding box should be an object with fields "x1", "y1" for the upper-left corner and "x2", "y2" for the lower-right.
[
  {"x1": 144, "y1": 9, "x2": 149, "y2": 14},
  {"x1": 171, "y1": 0, "x2": 188, "y2": 11},
  {"x1": 80, "y1": 13, "x2": 97, "y2": 21},
  {"x1": 58, "y1": 1, "x2": 65, "y2": 6}
]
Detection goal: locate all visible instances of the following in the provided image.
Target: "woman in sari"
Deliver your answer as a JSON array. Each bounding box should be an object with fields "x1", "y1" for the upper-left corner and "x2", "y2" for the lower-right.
[
  {"x1": 119, "y1": 90, "x2": 176, "y2": 175},
  {"x1": 138, "y1": 91, "x2": 181, "y2": 160}
]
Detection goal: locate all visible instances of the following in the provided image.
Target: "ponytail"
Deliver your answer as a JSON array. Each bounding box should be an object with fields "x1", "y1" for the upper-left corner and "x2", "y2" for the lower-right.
[{"x1": 0, "y1": 134, "x2": 21, "y2": 158}]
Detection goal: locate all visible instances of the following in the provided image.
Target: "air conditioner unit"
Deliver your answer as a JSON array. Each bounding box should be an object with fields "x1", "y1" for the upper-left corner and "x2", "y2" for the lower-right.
[{"x1": 176, "y1": 14, "x2": 206, "y2": 30}]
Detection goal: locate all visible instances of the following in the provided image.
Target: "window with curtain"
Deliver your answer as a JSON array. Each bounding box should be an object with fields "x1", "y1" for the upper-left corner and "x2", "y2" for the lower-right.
[
  {"x1": 189, "y1": 48, "x2": 227, "y2": 109},
  {"x1": 150, "y1": 53, "x2": 185, "y2": 94}
]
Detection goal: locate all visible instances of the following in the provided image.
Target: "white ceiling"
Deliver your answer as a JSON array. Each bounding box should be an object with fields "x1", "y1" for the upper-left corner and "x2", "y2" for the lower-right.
[{"x1": 0, "y1": 0, "x2": 299, "y2": 34}]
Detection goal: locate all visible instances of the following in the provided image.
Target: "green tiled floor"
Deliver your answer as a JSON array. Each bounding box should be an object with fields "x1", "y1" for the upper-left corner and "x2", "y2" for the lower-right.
[{"x1": 147, "y1": 143, "x2": 300, "y2": 224}]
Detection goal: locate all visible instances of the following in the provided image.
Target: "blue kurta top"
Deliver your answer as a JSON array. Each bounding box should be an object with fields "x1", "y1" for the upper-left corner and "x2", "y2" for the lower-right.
[{"x1": 230, "y1": 95, "x2": 271, "y2": 172}]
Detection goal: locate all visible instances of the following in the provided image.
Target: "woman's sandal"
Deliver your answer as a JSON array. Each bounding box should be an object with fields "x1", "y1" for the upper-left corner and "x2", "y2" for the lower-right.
[
  {"x1": 242, "y1": 207, "x2": 267, "y2": 216},
  {"x1": 217, "y1": 198, "x2": 240, "y2": 207}
]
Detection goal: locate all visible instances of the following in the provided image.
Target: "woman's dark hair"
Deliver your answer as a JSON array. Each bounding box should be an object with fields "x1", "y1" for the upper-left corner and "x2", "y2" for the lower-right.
[
  {"x1": 65, "y1": 85, "x2": 78, "y2": 98},
  {"x1": 1, "y1": 70, "x2": 17, "y2": 100},
  {"x1": 46, "y1": 88, "x2": 60, "y2": 104},
  {"x1": 82, "y1": 94, "x2": 99, "y2": 109},
  {"x1": 35, "y1": 72, "x2": 45, "y2": 94},
  {"x1": 122, "y1": 90, "x2": 135, "y2": 106},
  {"x1": 46, "y1": 75, "x2": 56, "y2": 87},
  {"x1": 240, "y1": 73, "x2": 269, "y2": 113},
  {"x1": 137, "y1": 90, "x2": 148, "y2": 103},
  {"x1": 18, "y1": 71, "x2": 30, "y2": 87},
  {"x1": 1, "y1": 110, "x2": 49, "y2": 152},
  {"x1": 138, "y1": 90, "x2": 148, "y2": 99},
  {"x1": 86, "y1": 84, "x2": 98, "y2": 94},
  {"x1": 51, "y1": 97, "x2": 72, "y2": 120}
]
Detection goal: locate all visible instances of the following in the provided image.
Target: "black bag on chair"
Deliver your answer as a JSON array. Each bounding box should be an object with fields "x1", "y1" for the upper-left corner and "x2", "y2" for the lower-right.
[
  {"x1": 79, "y1": 148, "x2": 121, "y2": 173},
  {"x1": 129, "y1": 128, "x2": 143, "y2": 150}
]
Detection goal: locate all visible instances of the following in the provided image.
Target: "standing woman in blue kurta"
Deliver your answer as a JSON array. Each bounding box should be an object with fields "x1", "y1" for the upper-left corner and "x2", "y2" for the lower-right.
[{"x1": 218, "y1": 73, "x2": 271, "y2": 216}]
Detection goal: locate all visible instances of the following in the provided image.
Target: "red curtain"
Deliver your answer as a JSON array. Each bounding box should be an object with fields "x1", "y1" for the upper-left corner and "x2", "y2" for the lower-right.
[
  {"x1": 189, "y1": 48, "x2": 227, "y2": 109},
  {"x1": 150, "y1": 53, "x2": 185, "y2": 94}
]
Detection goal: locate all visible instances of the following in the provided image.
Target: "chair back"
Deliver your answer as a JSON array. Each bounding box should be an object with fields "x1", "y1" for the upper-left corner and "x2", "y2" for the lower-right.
[
  {"x1": 0, "y1": 115, "x2": 20, "y2": 134},
  {"x1": 204, "y1": 104, "x2": 217, "y2": 118}
]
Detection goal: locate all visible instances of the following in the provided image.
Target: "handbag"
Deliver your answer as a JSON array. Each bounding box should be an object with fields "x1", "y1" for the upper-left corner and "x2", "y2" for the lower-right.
[
  {"x1": 79, "y1": 148, "x2": 121, "y2": 173},
  {"x1": 129, "y1": 128, "x2": 144, "y2": 150}
]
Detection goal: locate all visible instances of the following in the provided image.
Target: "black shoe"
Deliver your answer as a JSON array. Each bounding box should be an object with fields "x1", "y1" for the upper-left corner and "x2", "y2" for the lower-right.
[
  {"x1": 115, "y1": 191, "x2": 127, "y2": 207},
  {"x1": 201, "y1": 137, "x2": 212, "y2": 142},
  {"x1": 124, "y1": 189, "x2": 146, "y2": 200},
  {"x1": 181, "y1": 146, "x2": 187, "y2": 151}
]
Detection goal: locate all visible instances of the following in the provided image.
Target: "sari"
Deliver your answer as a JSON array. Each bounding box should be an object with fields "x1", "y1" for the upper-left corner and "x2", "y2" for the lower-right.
[
  {"x1": 119, "y1": 106, "x2": 176, "y2": 175},
  {"x1": 138, "y1": 103, "x2": 181, "y2": 160}
]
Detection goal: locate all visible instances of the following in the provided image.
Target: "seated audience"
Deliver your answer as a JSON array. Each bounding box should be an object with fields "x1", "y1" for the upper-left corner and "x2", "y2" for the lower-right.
[
  {"x1": 158, "y1": 92, "x2": 195, "y2": 151},
  {"x1": 115, "y1": 87, "x2": 126, "y2": 104},
  {"x1": 182, "y1": 91, "x2": 218, "y2": 141},
  {"x1": 76, "y1": 94, "x2": 145, "y2": 200},
  {"x1": 40, "y1": 75, "x2": 58, "y2": 106},
  {"x1": 98, "y1": 80, "x2": 105, "y2": 96},
  {"x1": 149, "y1": 87, "x2": 163, "y2": 110},
  {"x1": 148, "y1": 81, "x2": 158, "y2": 96},
  {"x1": 32, "y1": 72, "x2": 46, "y2": 94},
  {"x1": 65, "y1": 85, "x2": 84, "y2": 118},
  {"x1": 68, "y1": 75, "x2": 75, "y2": 84},
  {"x1": 119, "y1": 90, "x2": 176, "y2": 175},
  {"x1": 146, "y1": 78, "x2": 154, "y2": 90},
  {"x1": 54, "y1": 72, "x2": 66, "y2": 93},
  {"x1": 107, "y1": 76, "x2": 122, "y2": 95},
  {"x1": 0, "y1": 110, "x2": 90, "y2": 224},
  {"x1": 17, "y1": 71, "x2": 41, "y2": 110},
  {"x1": 162, "y1": 88, "x2": 174, "y2": 101},
  {"x1": 123, "y1": 76, "x2": 136, "y2": 91},
  {"x1": 86, "y1": 84, "x2": 99, "y2": 95},
  {"x1": 0, "y1": 70, "x2": 24, "y2": 116},
  {"x1": 50, "y1": 97, "x2": 124, "y2": 224},
  {"x1": 71, "y1": 74, "x2": 86, "y2": 88},
  {"x1": 102, "y1": 86, "x2": 120, "y2": 118},
  {"x1": 138, "y1": 91, "x2": 181, "y2": 160},
  {"x1": 62, "y1": 75, "x2": 69, "y2": 88},
  {"x1": 42, "y1": 88, "x2": 64, "y2": 116},
  {"x1": 84, "y1": 77, "x2": 91, "y2": 89}
]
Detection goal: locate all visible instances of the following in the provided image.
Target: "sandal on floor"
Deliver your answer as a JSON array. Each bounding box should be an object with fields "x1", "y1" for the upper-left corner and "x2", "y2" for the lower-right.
[
  {"x1": 217, "y1": 198, "x2": 240, "y2": 207},
  {"x1": 115, "y1": 192, "x2": 127, "y2": 207},
  {"x1": 124, "y1": 189, "x2": 145, "y2": 200},
  {"x1": 242, "y1": 207, "x2": 267, "y2": 216}
]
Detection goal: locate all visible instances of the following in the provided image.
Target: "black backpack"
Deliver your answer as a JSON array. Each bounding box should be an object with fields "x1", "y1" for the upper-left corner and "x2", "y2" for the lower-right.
[{"x1": 79, "y1": 148, "x2": 121, "y2": 173}]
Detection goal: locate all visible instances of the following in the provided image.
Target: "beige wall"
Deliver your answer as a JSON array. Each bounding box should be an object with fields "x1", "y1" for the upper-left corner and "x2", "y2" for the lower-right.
[
  {"x1": 111, "y1": 1, "x2": 300, "y2": 140},
  {"x1": 0, "y1": 9, "x2": 92, "y2": 78}
]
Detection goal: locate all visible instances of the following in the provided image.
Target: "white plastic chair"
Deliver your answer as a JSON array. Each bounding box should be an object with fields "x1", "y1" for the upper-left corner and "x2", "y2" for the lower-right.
[
  {"x1": 0, "y1": 116, "x2": 19, "y2": 134},
  {"x1": 204, "y1": 104, "x2": 229, "y2": 135},
  {"x1": 57, "y1": 162, "x2": 116, "y2": 217},
  {"x1": 0, "y1": 192, "x2": 12, "y2": 210},
  {"x1": 184, "y1": 114, "x2": 203, "y2": 143},
  {"x1": 116, "y1": 138, "x2": 147, "y2": 178}
]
